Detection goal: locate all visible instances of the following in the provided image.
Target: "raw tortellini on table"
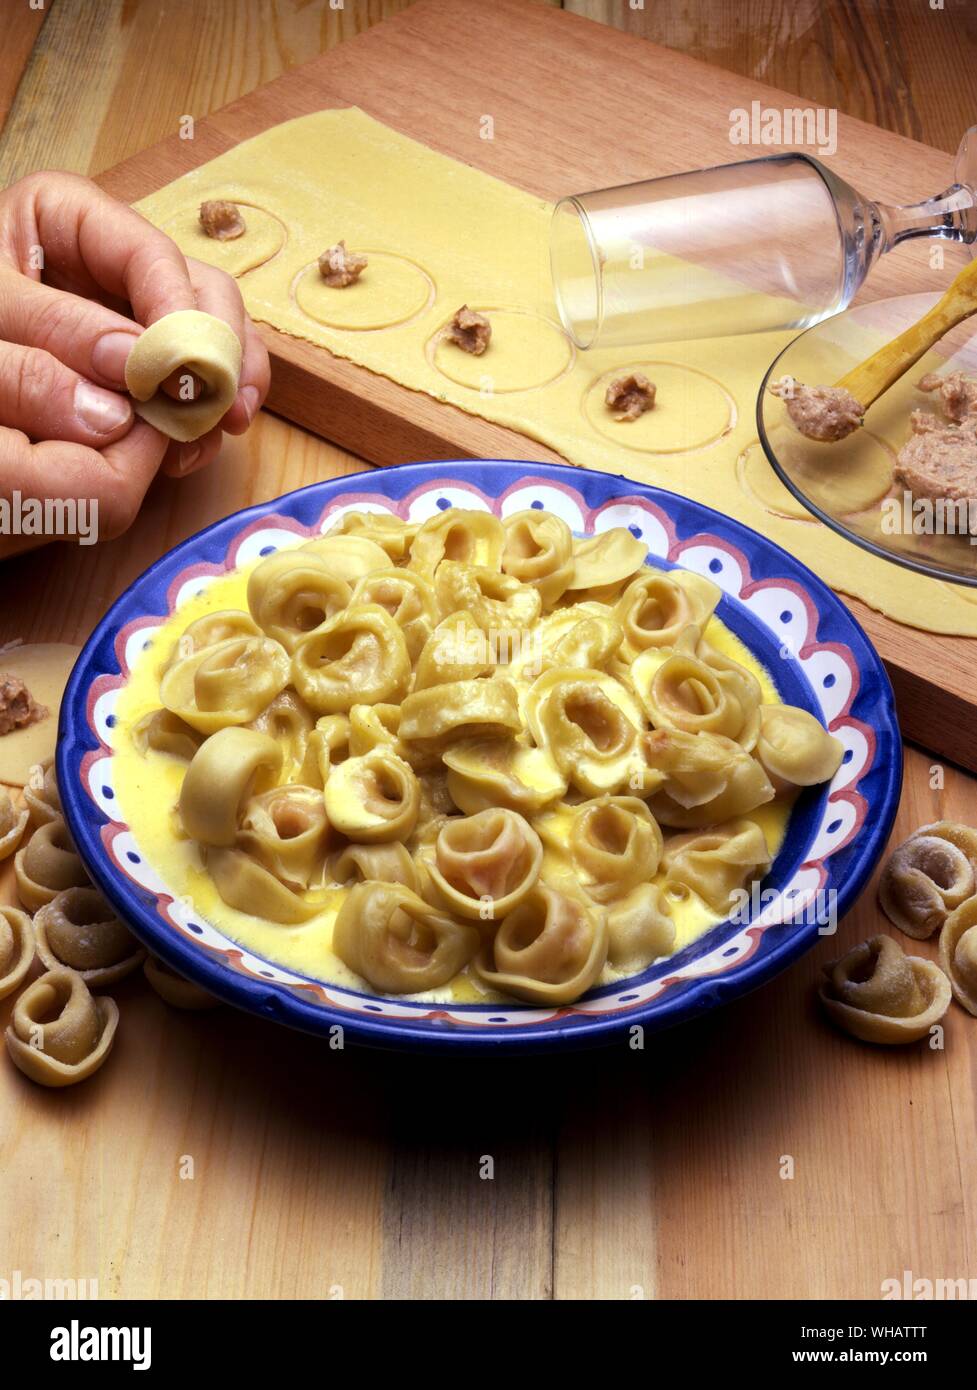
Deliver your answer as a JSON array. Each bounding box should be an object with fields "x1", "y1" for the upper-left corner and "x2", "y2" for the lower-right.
[{"x1": 125, "y1": 507, "x2": 846, "y2": 1003}]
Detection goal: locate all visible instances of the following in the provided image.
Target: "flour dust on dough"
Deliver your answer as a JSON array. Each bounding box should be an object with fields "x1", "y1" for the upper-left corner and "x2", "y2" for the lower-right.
[{"x1": 134, "y1": 107, "x2": 977, "y2": 636}]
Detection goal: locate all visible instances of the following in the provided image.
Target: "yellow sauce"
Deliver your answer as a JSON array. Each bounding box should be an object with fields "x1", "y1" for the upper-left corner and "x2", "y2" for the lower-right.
[{"x1": 112, "y1": 558, "x2": 792, "y2": 1003}]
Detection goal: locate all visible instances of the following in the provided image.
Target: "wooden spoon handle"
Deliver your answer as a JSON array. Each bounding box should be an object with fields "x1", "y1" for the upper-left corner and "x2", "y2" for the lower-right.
[{"x1": 836, "y1": 261, "x2": 977, "y2": 409}]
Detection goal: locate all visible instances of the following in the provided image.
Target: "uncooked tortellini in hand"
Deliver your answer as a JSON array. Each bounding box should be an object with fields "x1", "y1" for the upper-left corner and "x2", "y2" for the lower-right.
[
  {"x1": 291, "y1": 603, "x2": 410, "y2": 714},
  {"x1": 756, "y1": 704, "x2": 844, "y2": 789},
  {"x1": 333, "y1": 882, "x2": 480, "y2": 993},
  {"x1": 526, "y1": 667, "x2": 642, "y2": 796},
  {"x1": 819, "y1": 935, "x2": 951, "y2": 1044},
  {"x1": 662, "y1": 819, "x2": 771, "y2": 915},
  {"x1": 878, "y1": 821, "x2": 977, "y2": 940},
  {"x1": 5, "y1": 968, "x2": 119, "y2": 1087},
  {"x1": 475, "y1": 882, "x2": 608, "y2": 1005},
  {"x1": 501, "y1": 509, "x2": 574, "y2": 606},
  {"x1": 427, "y1": 808, "x2": 543, "y2": 920},
  {"x1": 322, "y1": 749, "x2": 419, "y2": 843},
  {"x1": 939, "y1": 896, "x2": 977, "y2": 1016},
  {"x1": 160, "y1": 635, "x2": 289, "y2": 733}
]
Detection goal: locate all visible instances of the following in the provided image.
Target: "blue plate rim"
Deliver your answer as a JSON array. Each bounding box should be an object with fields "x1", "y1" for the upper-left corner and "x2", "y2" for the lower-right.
[{"x1": 58, "y1": 458, "x2": 903, "y2": 1053}]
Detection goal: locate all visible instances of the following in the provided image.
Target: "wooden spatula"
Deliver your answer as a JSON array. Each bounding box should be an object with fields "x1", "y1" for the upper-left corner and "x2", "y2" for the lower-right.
[{"x1": 836, "y1": 255, "x2": 977, "y2": 409}]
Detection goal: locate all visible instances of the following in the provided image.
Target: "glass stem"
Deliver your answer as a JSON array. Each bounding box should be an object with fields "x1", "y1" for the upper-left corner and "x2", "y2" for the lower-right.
[{"x1": 872, "y1": 183, "x2": 977, "y2": 254}]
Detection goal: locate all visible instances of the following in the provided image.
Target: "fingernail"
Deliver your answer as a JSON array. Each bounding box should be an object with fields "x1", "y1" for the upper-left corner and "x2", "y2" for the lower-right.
[
  {"x1": 74, "y1": 380, "x2": 132, "y2": 434},
  {"x1": 240, "y1": 385, "x2": 259, "y2": 423},
  {"x1": 91, "y1": 330, "x2": 140, "y2": 385},
  {"x1": 176, "y1": 444, "x2": 201, "y2": 475}
]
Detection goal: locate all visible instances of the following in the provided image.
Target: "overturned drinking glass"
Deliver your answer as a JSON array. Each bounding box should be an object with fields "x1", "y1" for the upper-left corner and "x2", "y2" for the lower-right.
[{"x1": 550, "y1": 128, "x2": 977, "y2": 349}]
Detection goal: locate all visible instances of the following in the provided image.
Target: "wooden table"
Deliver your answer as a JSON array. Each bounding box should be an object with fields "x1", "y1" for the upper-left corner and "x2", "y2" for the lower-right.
[{"x1": 1, "y1": 0, "x2": 975, "y2": 1301}]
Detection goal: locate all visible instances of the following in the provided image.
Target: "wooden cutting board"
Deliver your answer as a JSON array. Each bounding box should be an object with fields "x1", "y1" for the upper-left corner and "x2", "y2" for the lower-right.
[{"x1": 97, "y1": 0, "x2": 977, "y2": 770}]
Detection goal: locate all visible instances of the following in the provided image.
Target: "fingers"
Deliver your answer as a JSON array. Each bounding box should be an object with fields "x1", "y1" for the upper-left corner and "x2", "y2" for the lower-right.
[
  {"x1": 0, "y1": 339, "x2": 133, "y2": 447},
  {"x1": 161, "y1": 423, "x2": 223, "y2": 479},
  {"x1": 0, "y1": 417, "x2": 167, "y2": 548},
  {"x1": 7, "y1": 172, "x2": 196, "y2": 328},
  {"x1": 185, "y1": 257, "x2": 270, "y2": 434},
  {"x1": 0, "y1": 266, "x2": 141, "y2": 390}
]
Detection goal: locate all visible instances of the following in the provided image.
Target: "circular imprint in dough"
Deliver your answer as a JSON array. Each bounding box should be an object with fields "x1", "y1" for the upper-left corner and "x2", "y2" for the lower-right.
[
  {"x1": 737, "y1": 440, "x2": 817, "y2": 521},
  {"x1": 428, "y1": 308, "x2": 575, "y2": 394},
  {"x1": 582, "y1": 363, "x2": 734, "y2": 453},
  {"x1": 755, "y1": 422, "x2": 896, "y2": 519},
  {"x1": 292, "y1": 253, "x2": 435, "y2": 331},
  {"x1": 160, "y1": 202, "x2": 286, "y2": 277}
]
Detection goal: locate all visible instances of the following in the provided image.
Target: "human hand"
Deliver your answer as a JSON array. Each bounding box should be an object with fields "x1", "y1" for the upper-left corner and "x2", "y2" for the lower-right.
[{"x1": 0, "y1": 171, "x2": 270, "y2": 549}]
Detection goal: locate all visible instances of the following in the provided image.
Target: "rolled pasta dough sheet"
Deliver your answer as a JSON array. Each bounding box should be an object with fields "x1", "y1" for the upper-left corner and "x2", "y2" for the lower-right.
[
  {"x1": 134, "y1": 109, "x2": 977, "y2": 635},
  {"x1": 125, "y1": 309, "x2": 242, "y2": 442},
  {"x1": 0, "y1": 644, "x2": 80, "y2": 786}
]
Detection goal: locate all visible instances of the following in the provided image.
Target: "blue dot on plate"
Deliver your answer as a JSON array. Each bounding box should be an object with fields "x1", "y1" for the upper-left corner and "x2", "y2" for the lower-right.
[
  {"x1": 629, "y1": 524, "x2": 643, "y2": 539},
  {"x1": 488, "y1": 1016, "x2": 508, "y2": 1023},
  {"x1": 126, "y1": 851, "x2": 140, "y2": 864},
  {"x1": 530, "y1": 499, "x2": 544, "y2": 510},
  {"x1": 709, "y1": 558, "x2": 723, "y2": 574},
  {"x1": 106, "y1": 714, "x2": 116, "y2": 728},
  {"x1": 187, "y1": 922, "x2": 203, "y2": 935},
  {"x1": 101, "y1": 785, "x2": 114, "y2": 800},
  {"x1": 436, "y1": 496, "x2": 451, "y2": 510},
  {"x1": 259, "y1": 544, "x2": 276, "y2": 557},
  {"x1": 823, "y1": 672, "x2": 836, "y2": 689},
  {"x1": 723, "y1": 947, "x2": 739, "y2": 957},
  {"x1": 779, "y1": 610, "x2": 792, "y2": 625},
  {"x1": 842, "y1": 749, "x2": 853, "y2": 764},
  {"x1": 618, "y1": 993, "x2": 638, "y2": 1003},
  {"x1": 827, "y1": 818, "x2": 842, "y2": 835},
  {"x1": 142, "y1": 639, "x2": 153, "y2": 651},
  {"x1": 364, "y1": 1003, "x2": 383, "y2": 1012},
  {"x1": 259, "y1": 970, "x2": 274, "y2": 978}
]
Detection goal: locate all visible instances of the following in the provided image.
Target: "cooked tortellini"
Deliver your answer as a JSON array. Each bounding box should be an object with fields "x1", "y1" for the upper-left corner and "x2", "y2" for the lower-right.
[{"x1": 124, "y1": 507, "x2": 842, "y2": 1006}]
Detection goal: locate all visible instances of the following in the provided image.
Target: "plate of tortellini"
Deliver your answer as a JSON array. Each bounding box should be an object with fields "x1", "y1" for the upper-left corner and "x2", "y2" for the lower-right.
[{"x1": 57, "y1": 460, "x2": 901, "y2": 1050}]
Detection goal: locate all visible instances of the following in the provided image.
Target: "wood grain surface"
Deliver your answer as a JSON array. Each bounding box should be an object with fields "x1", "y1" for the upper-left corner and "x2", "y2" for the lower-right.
[
  {"x1": 93, "y1": 0, "x2": 977, "y2": 773},
  {"x1": 0, "y1": 0, "x2": 976, "y2": 1302}
]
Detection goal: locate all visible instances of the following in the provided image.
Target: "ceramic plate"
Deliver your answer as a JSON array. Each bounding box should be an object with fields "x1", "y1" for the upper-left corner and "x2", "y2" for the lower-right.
[{"x1": 59, "y1": 459, "x2": 902, "y2": 1051}]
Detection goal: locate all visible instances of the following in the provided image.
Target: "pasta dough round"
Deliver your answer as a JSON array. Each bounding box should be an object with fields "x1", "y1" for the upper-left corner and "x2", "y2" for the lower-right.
[
  {"x1": 0, "y1": 644, "x2": 79, "y2": 786},
  {"x1": 162, "y1": 200, "x2": 286, "y2": 277},
  {"x1": 584, "y1": 363, "x2": 733, "y2": 453},
  {"x1": 125, "y1": 309, "x2": 242, "y2": 442},
  {"x1": 295, "y1": 252, "x2": 433, "y2": 330},
  {"x1": 431, "y1": 309, "x2": 573, "y2": 393}
]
